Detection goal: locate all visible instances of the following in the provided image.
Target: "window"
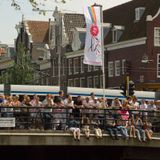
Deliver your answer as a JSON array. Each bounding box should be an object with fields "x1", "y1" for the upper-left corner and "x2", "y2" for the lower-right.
[
  {"x1": 122, "y1": 59, "x2": 126, "y2": 75},
  {"x1": 140, "y1": 75, "x2": 144, "y2": 82},
  {"x1": 74, "y1": 78, "x2": 79, "y2": 87},
  {"x1": 112, "y1": 28, "x2": 123, "y2": 43},
  {"x1": 74, "y1": 57, "x2": 79, "y2": 74},
  {"x1": 41, "y1": 78, "x2": 44, "y2": 85},
  {"x1": 68, "y1": 79, "x2": 73, "y2": 87},
  {"x1": 157, "y1": 54, "x2": 160, "y2": 78},
  {"x1": 52, "y1": 59, "x2": 56, "y2": 77},
  {"x1": 135, "y1": 7, "x2": 145, "y2": 21},
  {"x1": 108, "y1": 61, "x2": 114, "y2": 77},
  {"x1": 100, "y1": 75, "x2": 103, "y2": 88},
  {"x1": 80, "y1": 77, "x2": 85, "y2": 87},
  {"x1": 87, "y1": 77, "x2": 93, "y2": 88},
  {"x1": 154, "y1": 27, "x2": 160, "y2": 46},
  {"x1": 93, "y1": 66, "x2": 99, "y2": 71},
  {"x1": 94, "y1": 76, "x2": 99, "y2": 88},
  {"x1": 62, "y1": 58, "x2": 65, "y2": 75},
  {"x1": 46, "y1": 77, "x2": 49, "y2": 85},
  {"x1": 112, "y1": 29, "x2": 118, "y2": 43},
  {"x1": 80, "y1": 56, "x2": 84, "y2": 73},
  {"x1": 115, "y1": 60, "x2": 120, "y2": 76},
  {"x1": 88, "y1": 65, "x2": 92, "y2": 72},
  {"x1": 68, "y1": 59, "x2": 72, "y2": 75}
]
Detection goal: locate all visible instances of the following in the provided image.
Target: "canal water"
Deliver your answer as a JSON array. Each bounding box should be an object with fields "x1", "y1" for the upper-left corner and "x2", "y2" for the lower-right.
[{"x1": 0, "y1": 146, "x2": 159, "y2": 160}]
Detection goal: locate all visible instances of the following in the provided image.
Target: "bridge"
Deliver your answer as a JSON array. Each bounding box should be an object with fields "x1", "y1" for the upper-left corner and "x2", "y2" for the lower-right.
[
  {"x1": 0, "y1": 106, "x2": 160, "y2": 160},
  {"x1": 0, "y1": 130, "x2": 159, "y2": 147},
  {"x1": 0, "y1": 130, "x2": 160, "y2": 160}
]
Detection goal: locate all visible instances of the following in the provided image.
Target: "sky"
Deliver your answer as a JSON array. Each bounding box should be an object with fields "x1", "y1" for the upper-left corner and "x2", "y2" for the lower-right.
[{"x1": 0, "y1": 0, "x2": 131, "y2": 45}]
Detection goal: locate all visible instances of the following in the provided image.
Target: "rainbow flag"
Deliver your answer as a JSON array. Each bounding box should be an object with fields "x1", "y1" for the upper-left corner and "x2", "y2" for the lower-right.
[{"x1": 83, "y1": 5, "x2": 103, "y2": 66}]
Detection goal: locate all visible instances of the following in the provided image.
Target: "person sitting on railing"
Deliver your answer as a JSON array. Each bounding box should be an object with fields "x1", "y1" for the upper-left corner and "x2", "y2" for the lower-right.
[
  {"x1": 96, "y1": 98, "x2": 107, "y2": 127},
  {"x1": 135, "y1": 114, "x2": 146, "y2": 142},
  {"x1": 105, "y1": 112, "x2": 119, "y2": 140},
  {"x1": 67, "y1": 113, "x2": 80, "y2": 141},
  {"x1": 53, "y1": 90, "x2": 66, "y2": 130},
  {"x1": 90, "y1": 114, "x2": 103, "y2": 139},
  {"x1": 127, "y1": 115, "x2": 136, "y2": 138},
  {"x1": 142, "y1": 116, "x2": 153, "y2": 141},
  {"x1": 63, "y1": 94, "x2": 74, "y2": 129},
  {"x1": 114, "y1": 101, "x2": 129, "y2": 139},
  {"x1": 81, "y1": 114, "x2": 91, "y2": 139},
  {"x1": 42, "y1": 94, "x2": 54, "y2": 130},
  {"x1": 118, "y1": 100, "x2": 129, "y2": 122},
  {"x1": 116, "y1": 117, "x2": 129, "y2": 140}
]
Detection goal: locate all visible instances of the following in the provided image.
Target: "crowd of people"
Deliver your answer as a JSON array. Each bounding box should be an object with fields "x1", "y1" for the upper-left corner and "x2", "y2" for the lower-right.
[{"x1": 0, "y1": 90, "x2": 159, "y2": 142}]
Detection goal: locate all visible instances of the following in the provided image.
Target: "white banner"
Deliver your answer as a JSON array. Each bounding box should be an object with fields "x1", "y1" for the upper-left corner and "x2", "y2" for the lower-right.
[
  {"x1": 0, "y1": 118, "x2": 15, "y2": 127},
  {"x1": 83, "y1": 5, "x2": 102, "y2": 66}
]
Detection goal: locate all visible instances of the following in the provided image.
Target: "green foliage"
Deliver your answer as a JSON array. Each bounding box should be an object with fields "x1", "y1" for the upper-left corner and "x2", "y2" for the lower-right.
[
  {"x1": 0, "y1": 43, "x2": 34, "y2": 85},
  {"x1": 11, "y1": 43, "x2": 34, "y2": 84},
  {"x1": 11, "y1": 0, "x2": 67, "y2": 10}
]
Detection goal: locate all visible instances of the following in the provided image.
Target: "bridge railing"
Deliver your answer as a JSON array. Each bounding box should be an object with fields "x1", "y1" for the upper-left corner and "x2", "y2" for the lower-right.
[{"x1": 0, "y1": 106, "x2": 159, "y2": 133}]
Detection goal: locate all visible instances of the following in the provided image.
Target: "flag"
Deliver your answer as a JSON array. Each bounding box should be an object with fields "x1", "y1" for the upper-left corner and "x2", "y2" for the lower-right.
[{"x1": 83, "y1": 5, "x2": 103, "y2": 66}]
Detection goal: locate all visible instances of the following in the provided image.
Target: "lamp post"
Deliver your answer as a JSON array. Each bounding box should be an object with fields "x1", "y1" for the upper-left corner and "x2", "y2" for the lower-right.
[
  {"x1": 53, "y1": 6, "x2": 63, "y2": 87},
  {"x1": 141, "y1": 53, "x2": 154, "y2": 63}
]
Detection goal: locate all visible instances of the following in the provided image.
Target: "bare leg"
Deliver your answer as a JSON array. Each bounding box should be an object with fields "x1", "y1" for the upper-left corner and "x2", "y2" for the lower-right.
[
  {"x1": 76, "y1": 129, "x2": 80, "y2": 141},
  {"x1": 132, "y1": 126, "x2": 136, "y2": 138},
  {"x1": 73, "y1": 130, "x2": 77, "y2": 140}
]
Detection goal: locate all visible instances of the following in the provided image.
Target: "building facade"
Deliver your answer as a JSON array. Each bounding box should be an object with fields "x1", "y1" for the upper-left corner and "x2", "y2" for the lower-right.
[
  {"x1": 64, "y1": 0, "x2": 160, "y2": 91},
  {"x1": 15, "y1": 0, "x2": 160, "y2": 91}
]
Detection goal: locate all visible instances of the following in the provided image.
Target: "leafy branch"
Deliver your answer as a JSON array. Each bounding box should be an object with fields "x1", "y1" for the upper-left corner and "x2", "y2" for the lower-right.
[{"x1": 11, "y1": 0, "x2": 68, "y2": 10}]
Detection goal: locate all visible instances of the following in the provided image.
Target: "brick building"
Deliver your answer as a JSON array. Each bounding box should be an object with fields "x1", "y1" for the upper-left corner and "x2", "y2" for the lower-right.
[{"x1": 64, "y1": 0, "x2": 160, "y2": 91}]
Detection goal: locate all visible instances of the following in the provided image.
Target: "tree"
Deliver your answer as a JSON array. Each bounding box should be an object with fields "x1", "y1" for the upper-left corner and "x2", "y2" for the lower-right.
[
  {"x1": 11, "y1": 0, "x2": 68, "y2": 10},
  {"x1": 11, "y1": 42, "x2": 34, "y2": 84}
]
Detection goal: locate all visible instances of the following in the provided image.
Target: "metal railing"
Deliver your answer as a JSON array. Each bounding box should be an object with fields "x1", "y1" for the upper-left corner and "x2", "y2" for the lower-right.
[{"x1": 0, "y1": 106, "x2": 159, "y2": 133}]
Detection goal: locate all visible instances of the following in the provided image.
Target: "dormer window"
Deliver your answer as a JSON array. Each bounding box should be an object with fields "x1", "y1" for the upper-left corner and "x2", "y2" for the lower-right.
[
  {"x1": 135, "y1": 7, "x2": 145, "y2": 21},
  {"x1": 112, "y1": 29, "x2": 118, "y2": 43},
  {"x1": 71, "y1": 28, "x2": 86, "y2": 51},
  {"x1": 112, "y1": 25, "x2": 124, "y2": 43},
  {"x1": 103, "y1": 23, "x2": 111, "y2": 38}
]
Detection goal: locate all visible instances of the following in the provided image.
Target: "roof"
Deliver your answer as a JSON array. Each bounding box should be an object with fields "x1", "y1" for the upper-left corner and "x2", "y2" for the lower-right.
[
  {"x1": 26, "y1": 20, "x2": 49, "y2": 43},
  {"x1": 63, "y1": 13, "x2": 85, "y2": 44},
  {"x1": 103, "y1": 0, "x2": 160, "y2": 44}
]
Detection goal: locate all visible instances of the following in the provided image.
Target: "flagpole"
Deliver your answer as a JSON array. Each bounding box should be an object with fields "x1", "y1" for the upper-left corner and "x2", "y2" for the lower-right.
[
  {"x1": 85, "y1": 4, "x2": 105, "y2": 99},
  {"x1": 100, "y1": 5, "x2": 105, "y2": 99},
  {"x1": 92, "y1": 3, "x2": 105, "y2": 99}
]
